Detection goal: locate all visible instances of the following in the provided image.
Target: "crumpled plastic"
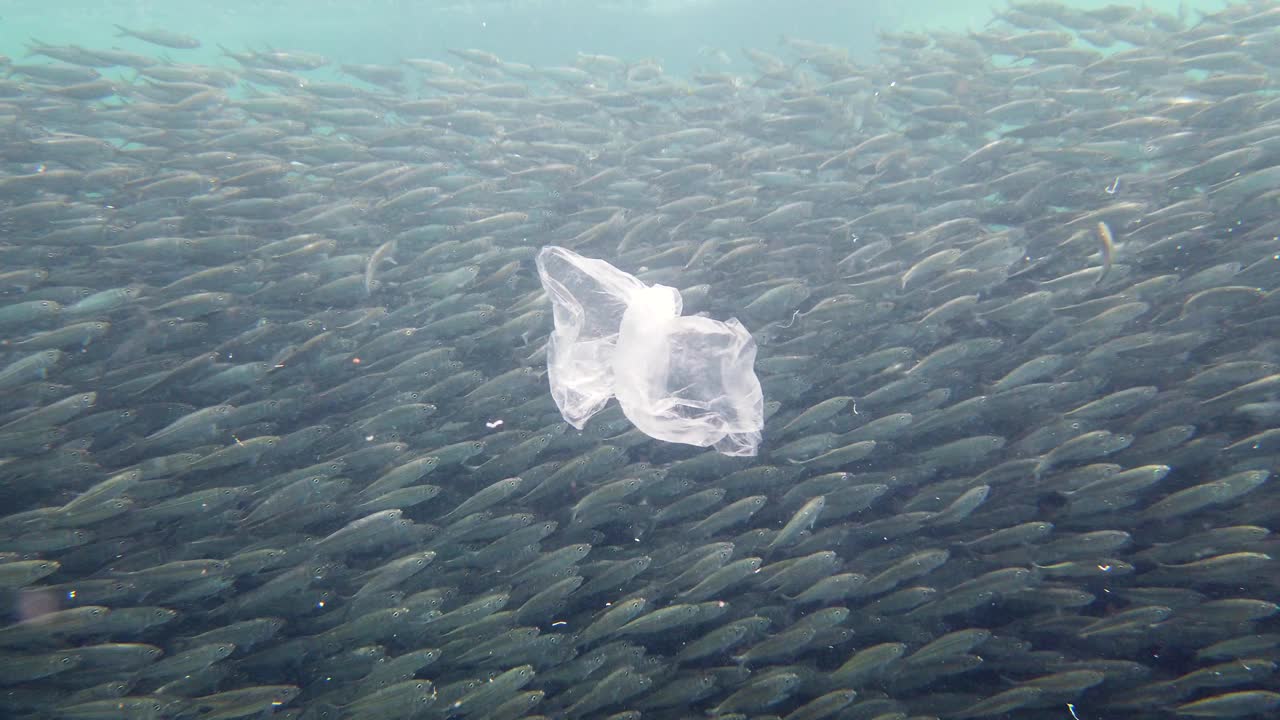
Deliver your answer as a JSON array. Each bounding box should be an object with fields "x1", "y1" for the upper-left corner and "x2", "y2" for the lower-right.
[{"x1": 536, "y1": 245, "x2": 764, "y2": 456}]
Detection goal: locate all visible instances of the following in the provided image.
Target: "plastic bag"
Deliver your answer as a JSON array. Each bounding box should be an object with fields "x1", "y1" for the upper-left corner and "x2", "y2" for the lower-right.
[{"x1": 536, "y1": 246, "x2": 764, "y2": 456}]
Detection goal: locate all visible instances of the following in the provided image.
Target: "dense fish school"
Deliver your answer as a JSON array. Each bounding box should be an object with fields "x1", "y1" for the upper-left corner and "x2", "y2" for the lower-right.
[{"x1": 3, "y1": 0, "x2": 1280, "y2": 718}]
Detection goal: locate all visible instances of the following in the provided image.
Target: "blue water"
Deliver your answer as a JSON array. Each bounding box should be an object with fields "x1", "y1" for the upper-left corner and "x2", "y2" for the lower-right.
[{"x1": 2, "y1": 0, "x2": 1225, "y2": 77}]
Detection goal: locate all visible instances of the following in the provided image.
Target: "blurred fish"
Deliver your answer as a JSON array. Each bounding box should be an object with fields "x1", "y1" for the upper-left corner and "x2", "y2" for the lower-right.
[{"x1": 2, "y1": 4, "x2": 1280, "y2": 719}]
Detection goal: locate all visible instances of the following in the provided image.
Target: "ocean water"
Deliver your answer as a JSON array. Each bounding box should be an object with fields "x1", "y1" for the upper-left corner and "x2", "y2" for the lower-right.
[
  {"x1": 2, "y1": 0, "x2": 1227, "y2": 72},
  {"x1": 4, "y1": 1, "x2": 1280, "y2": 719}
]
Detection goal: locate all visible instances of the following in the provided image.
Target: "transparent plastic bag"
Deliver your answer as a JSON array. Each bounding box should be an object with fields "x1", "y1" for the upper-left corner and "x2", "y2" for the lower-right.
[{"x1": 536, "y1": 246, "x2": 764, "y2": 456}]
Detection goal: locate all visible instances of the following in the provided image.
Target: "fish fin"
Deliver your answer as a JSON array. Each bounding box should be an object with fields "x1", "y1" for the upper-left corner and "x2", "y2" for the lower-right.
[{"x1": 24, "y1": 38, "x2": 52, "y2": 58}]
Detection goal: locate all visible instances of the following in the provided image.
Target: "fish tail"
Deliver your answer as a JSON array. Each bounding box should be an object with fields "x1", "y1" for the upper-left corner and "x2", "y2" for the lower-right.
[{"x1": 24, "y1": 37, "x2": 50, "y2": 58}]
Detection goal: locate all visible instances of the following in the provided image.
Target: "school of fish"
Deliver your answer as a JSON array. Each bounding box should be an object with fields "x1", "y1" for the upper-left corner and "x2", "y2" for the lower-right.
[{"x1": 2, "y1": 0, "x2": 1280, "y2": 718}]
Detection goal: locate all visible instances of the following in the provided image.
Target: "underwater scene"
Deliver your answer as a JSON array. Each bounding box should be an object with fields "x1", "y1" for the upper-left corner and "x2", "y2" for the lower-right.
[{"x1": 2, "y1": 0, "x2": 1280, "y2": 718}]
